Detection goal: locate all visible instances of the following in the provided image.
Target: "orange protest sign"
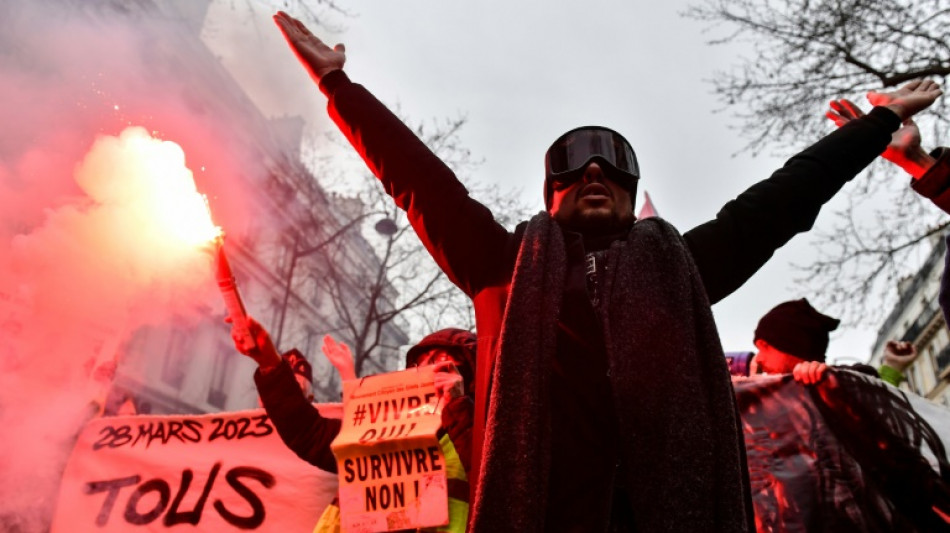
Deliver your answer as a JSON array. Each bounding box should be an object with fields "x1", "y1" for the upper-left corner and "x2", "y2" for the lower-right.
[{"x1": 331, "y1": 365, "x2": 450, "y2": 532}]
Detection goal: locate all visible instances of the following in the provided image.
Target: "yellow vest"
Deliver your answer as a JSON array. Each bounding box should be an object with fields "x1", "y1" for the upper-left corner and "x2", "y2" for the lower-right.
[{"x1": 314, "y1": 433, "x2": 469, "y2": 533}]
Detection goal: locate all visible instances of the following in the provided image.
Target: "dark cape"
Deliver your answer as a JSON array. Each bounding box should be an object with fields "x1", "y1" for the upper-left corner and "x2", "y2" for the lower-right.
[{"x1": 471, "y1": 213, "x2": 753, "y2": 532}]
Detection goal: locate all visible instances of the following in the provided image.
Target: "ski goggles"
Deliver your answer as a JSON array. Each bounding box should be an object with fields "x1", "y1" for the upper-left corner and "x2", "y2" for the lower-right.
[{"x1": 544, "y1": 126, "x2": 640, "y2": 187}]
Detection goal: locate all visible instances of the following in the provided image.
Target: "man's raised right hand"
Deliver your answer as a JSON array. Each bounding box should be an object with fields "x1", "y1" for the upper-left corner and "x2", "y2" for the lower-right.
[
  {"x1": 274, "y1": 11, "x2": 346, "y2": 83},
  {"x1": 869, "y1": 79, "x2": 943, "y2": 122}
]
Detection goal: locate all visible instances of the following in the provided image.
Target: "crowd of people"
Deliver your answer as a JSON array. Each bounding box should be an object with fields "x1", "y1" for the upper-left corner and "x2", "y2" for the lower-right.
[{"x1": 216, "y1": 9, "x2": 950, "y2": 533}]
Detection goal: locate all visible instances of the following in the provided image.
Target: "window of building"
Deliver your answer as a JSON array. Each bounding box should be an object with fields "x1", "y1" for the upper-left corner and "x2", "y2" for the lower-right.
[
  {"x1": 929, "y1": 344, "x2": 938, "y2": 373},
  {"x1": 207, "y1": 340, "x2": 232, "y2": 410},
  {"x1": 161, "y1": 328, "x2": 190, "y2": 389},
  {"x1": 907, "y1": 364, "x2": 921, "y2": 395}
]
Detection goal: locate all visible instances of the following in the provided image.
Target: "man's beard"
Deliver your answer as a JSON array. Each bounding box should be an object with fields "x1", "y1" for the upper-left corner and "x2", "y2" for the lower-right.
[{"x1": 562, "y1": 208, "x2": 633, "y2": 236}]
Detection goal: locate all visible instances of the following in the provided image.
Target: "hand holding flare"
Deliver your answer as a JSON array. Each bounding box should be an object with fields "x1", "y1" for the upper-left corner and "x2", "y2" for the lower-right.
[
  {"x1": 195, "y1": 195, "x2": 263, "y2": 357},
  {"x1": 213, "y1": 234, "x2": 257, "y2": 352}
]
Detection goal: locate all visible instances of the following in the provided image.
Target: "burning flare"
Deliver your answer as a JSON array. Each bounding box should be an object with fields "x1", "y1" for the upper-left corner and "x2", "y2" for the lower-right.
[
  {"x1": 212, "y1": 233, "x2": 255, "y2": 349},
  {"x1": 91, "y1": 127, "x2": 253, "y2": 342},
  {"x1": 78, "y1": 126, "x2": 222, "y2": 249}
]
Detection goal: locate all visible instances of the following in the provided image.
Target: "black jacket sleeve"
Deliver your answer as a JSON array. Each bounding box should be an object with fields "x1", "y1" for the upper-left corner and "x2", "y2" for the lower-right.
[
  {"x1": 911, "y1": 147, "x2": 950, "y2": 213},
  {"x1": 684, "y1": 107, "x2": 901, "y2": 304},
  {"x1": 254, "y1": 360, "x2": 341, "y2": 472},
  {"x1": 320, "y1": 70, "x2": 514, "y2": 297}
]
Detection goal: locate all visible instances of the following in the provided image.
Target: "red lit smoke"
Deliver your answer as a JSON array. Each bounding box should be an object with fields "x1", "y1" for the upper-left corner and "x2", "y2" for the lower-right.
[{"x1": 0, "y1": 3, "x2": 276, "y2": 528}]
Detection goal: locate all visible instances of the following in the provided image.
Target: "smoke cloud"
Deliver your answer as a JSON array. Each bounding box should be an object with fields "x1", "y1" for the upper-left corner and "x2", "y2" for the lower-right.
[{"x1": 0, "y1": 1, "x2": 281, "y2": 528}]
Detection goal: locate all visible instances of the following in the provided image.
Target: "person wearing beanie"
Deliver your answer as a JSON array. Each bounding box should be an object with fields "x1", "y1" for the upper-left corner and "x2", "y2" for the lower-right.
[
  {"x1": 280, "y1": 347, "x2": 315, "y2": 402},
  {"x1": 406, "y1": 328, "x2": 477, "y2": 397},
  {"x1": 752, "y1": 298, "x2": 840, "y2": 376},
  {"x1": 742, "y1": 300, "x2": 949, "y2": 530},
  {"x1": 270, "y1": 10, "x2": 943, "y2": 532},
  {"x1": 753, "y1": 299, "x2": 918, "y2": 387},
  {"x1": 232, "y1": 317, "x2": 476, "y2": 533}
]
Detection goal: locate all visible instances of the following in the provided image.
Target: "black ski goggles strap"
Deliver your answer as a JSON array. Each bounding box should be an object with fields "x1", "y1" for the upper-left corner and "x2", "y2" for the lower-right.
[{"x1": 544, "y1": 126, "x2": 639, "y2": 177}]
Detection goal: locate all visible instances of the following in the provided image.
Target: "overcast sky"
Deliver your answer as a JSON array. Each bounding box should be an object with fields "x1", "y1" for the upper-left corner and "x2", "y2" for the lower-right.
[{"x1": 205, "y1": 0, "x2": 890, "y2": 363}]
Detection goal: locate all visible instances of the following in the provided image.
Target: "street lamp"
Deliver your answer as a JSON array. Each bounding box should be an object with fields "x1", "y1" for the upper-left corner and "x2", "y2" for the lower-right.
[{"x1": 274, "y1": 214, "x2": 397, "y2": 347}]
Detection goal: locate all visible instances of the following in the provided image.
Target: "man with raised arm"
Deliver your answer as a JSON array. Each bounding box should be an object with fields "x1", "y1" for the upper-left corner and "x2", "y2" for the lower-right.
[{"x1": 272, "y1": 11, "x2": 941, "y2": 532}]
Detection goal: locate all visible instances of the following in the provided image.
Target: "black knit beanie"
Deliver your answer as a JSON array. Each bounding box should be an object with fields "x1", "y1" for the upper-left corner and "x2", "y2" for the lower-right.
[{"x1": 754, "y1": 298, "x2": 839, "y2": 362}]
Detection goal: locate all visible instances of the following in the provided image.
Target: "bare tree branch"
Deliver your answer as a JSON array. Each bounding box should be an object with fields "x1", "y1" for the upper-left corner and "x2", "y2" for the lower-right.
[{"x1": 685, "y1": 0, "x2": 950, "y2": 326}]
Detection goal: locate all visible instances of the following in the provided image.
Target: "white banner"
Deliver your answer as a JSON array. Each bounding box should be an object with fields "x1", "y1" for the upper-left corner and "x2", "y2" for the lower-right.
[
  {"x1": 332, "y1": 366, "x2": 449, "y2": 532},
  {"x1": 52, "y1": 407, "x2": 339, "y2": 532}
]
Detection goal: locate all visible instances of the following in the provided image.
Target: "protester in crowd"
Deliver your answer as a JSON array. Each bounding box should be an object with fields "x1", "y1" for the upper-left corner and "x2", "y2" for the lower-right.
[
  {"x1": 752, "y1": 298, "x2": 840, "y2": 379},
  {"x1": 743, "y1": 298, "x2": 950, "y2": 530},
  {"x1": 752, "y1": 298, "x2": 916, "y2": 387},
  {"x1": 405, "y1": 327, "x2": 477, "y2": 399},
  {"x1": 271, "y1": 11, "x2": 942, "y2": 531},
  {"x1": 274, "y1": 347, "x2": 314, "y2": 402},
  {"x1": 232, "y1": 317, "x2": 475, "y2": 532},
  {"x1": 738, "y1": 350, "x2": 950, "y2": 531}
]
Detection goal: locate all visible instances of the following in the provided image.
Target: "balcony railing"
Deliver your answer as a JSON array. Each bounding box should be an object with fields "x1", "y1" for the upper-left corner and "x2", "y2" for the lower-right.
[
  {"x1": 936, "y1": 344, "x2": 950, "y2": 379},
  {"x1": 875, "y1": 234, "x2": 948, "y2": 350}
]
